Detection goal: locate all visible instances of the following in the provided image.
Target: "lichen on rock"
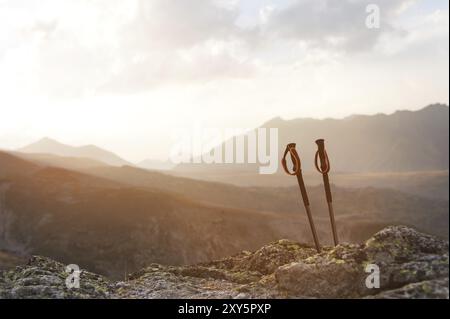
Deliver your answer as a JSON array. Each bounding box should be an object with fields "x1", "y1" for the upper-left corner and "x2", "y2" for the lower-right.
[{"x1": 0, "y1": 256, "x2": 112, "y2": 299}]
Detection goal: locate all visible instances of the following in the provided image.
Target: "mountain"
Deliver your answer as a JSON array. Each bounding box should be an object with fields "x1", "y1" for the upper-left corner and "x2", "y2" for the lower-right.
[
  {"x1": 137, "y1": 159, "x2": 176, "y2": 171},
  {"x1": 176, "y1": 104, "x2": 449, "y2": 175},
  {"x1": 1, "y1": 226, "x2": 448, "y2": 299},
  {"x1": 18, "y1": 137, "x2": 131, "y2": 167}
]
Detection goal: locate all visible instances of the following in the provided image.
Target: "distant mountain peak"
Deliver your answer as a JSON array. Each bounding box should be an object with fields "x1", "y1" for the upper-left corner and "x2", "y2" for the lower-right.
[
  {"x1": 34, "y1": 137, "x2": 63, "y2": 145},
  {"x1": 178, "y1": 103, "x2": 449, "y2": 174},
  {"x1": 18, "y1": 138, "x2": 130, "y2": 167},
  {"x1": 38, "y1": 137, "x2": 54, "y2": 142},
  {"x1": 260, "y1": 116, "x2": 286, "y2": 128},
  {"x1": 265, "y1": 104, "x2": 449, "y2": 125},
  {"x1": 420, "y1": 103, "x2": 449, "y2": 113}
]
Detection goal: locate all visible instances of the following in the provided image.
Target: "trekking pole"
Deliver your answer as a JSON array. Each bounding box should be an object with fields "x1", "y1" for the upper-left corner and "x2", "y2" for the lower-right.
[
  {"x1": 282, "y1": 143, "x2": 321, "y2": 253},
  {"x1": 315, "y1": 139, "x2": 339, "y2": 246}
]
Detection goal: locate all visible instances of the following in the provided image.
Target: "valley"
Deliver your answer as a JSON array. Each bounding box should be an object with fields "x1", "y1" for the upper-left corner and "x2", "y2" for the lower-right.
[{"x1": 0, "y1": 150, "x2": 448, "y2": 279}]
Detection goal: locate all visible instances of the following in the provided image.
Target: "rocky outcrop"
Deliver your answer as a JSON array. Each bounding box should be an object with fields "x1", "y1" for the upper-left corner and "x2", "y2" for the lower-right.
[
  {"x1": 0, "y1": 256, "x2": 111, "y2": 299},
  {"x1": 0, "y1": 226, "x2": 448, "y2": 299},
  {"x1": 274, "y1": 226, "x2": 448, "y2": 298}
]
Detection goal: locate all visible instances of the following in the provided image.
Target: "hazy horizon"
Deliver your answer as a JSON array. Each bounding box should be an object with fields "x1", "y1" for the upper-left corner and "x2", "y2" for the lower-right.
[
  {"x1": 2, "y1": 102, "x2": 448, "y2": 163},
  {"x1": 0, "y1": 0, "x2": 448, "y2": 161}
]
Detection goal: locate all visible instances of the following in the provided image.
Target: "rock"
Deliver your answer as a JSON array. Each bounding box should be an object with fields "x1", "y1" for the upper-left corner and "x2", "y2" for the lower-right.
[
  {"x1": 204, "y1": 239, "x2": 317, "y2": 276},
  {"x1": 0, "y1": 226, "x2": 448, "y2": 299},
  {"x1": 365, "y1": 226, "x2": 448, "y2": 264},
  {"x1": 0, "y1": 256, "x2": 112, "y2": 299},
  {"x1": 362, "y1": 226, "x2": 449, "y2": 295},
  {"x1": 275, "y1": 226, "x2": 448, "y2": 298},
  {"x1": 233, "y1": 240, "x2": 317, "y2": 275},
  {"x1": 369, "y1": 278, "x2": 449, "y2": 299},
  {"x1": 276, "y1": 259, "x2": 362, "y2": 298}
]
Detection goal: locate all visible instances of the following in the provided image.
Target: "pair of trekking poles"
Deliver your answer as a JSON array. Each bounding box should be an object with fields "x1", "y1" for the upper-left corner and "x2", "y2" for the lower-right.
[{"x1": 281, "y1": 139, "x2": 338, "y2": 253}]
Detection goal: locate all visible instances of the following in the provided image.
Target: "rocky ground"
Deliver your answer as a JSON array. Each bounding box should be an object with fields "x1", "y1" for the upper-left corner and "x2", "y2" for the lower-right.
[{"x1": 0, "y1": 226, "x2": 448, "y2": 299}]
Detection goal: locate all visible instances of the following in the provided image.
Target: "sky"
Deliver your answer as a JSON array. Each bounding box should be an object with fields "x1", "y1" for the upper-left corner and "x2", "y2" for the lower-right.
[{"x1": 0, "y1": 0, "x2": 448, "y2": 161}]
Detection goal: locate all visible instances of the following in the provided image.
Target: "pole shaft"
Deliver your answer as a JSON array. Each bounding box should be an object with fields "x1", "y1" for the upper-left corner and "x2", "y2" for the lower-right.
[
  {"x1": 323, "y1": 174, "x2": 339, "y2": 246},
  {"x1": 315, "y1": 139, "x2": 338, "y2": 247},
  {"x1": 323, "y1": 173, "x2": 338, "y2": 246},
  {"x1": 305, "y1": 205, "x2": 321, "y2": 252},
  {"x1": 322, "y1": 173, "x2": 333, "y2": 203},
  {"x1": 296, "y1": 172, "x2": 310, "y2": 207},
  {"x1": 327, "y1": 202, "x2": 339, "y2": 246},
  {"x1": 296, "y1": 172, "x2": 320, "y2": 252}
]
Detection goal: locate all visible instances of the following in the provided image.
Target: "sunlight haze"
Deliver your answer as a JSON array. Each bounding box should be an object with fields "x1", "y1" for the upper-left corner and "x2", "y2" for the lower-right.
[{"x1": 0, "y1": 0, "x2": 448, "y2": 161}]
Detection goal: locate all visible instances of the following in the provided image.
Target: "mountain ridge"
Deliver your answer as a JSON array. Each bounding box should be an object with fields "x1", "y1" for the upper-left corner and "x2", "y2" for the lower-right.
[
  {"x1": 177, "y1": 103, "x2": 449, "y2": 174},
  {"x1": 262, "y1": 103, "x2": 448, "y2": 126},
  {"x1": 18, "y1": 137, "x2": 131, "y2": 167}
]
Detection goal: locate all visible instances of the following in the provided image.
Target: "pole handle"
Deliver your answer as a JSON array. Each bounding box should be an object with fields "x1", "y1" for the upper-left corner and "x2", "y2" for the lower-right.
[
  {"x1": 281, "y1": 143, "x2": 309, "y2": 206},
  {"x1": 315, "y1": 139, "x2": 333, "y2": 202},
  {"x1": 315, "y1": 139, "x2": 331, "y2": 174},
  {"x1": 281, "y1": 143, "x2": 302, "y2": 176}
]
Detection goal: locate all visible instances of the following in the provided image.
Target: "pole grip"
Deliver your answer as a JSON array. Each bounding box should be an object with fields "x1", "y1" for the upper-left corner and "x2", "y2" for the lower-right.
[
  {"x1": 281, "y1": 143, "x2": 301, "y2": 176},
  {"x1": 315, "y1": 139, "x2": 332, "y2": 202},
  {"x1": 315, "y1": 139, "x2": 330, "y2": 174}
]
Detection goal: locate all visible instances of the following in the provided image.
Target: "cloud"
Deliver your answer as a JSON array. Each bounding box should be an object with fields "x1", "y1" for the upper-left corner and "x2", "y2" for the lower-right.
[
  {"x1": 102, "y1": 39, "x2": 256, "y2": 93},
  {"x1": 0, "y1": 0, "x2": 447, "y2": 98},
  {"x1": 123, "y1": 0, "x2": 240, "y2": 50},
  {"x1": 0, "y1": 0, "x2": 254, "y2": 96},
  {"x1": 101, "y1": 0, "x2": 254, "y2": 92},
  {"x1": 261, "y1": 0, "x2": 415, "y2": 52}
]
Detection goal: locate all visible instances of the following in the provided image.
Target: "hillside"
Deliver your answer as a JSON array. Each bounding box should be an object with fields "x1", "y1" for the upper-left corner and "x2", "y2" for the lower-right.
[
  {"x1": 0, "y1": 151, "x2": 41, "y2": 178},
  {"x1": 80, "y1": 165, "x2": 449, "y2": 239},
  {"x1": 18, "y1": 137, "x2": 130, "y2": 167},
  {"x1": 12, "y1": 152, "x2": 108, "y2": 171},
  {"x1": 137, "y1": 159, "x2": 176, "y2": 171},
  {"x1": 1, "y1": 226, "x2": 448, "y2": 299},
  {"x1": 0, "y1": 159, "x2": 286, "y2": 279},
  {"x1": 173, "y1": 169, "x2": 449, "y2": 200}
]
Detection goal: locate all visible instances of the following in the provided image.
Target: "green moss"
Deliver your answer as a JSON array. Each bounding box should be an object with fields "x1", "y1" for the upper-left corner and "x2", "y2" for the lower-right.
[
  {"x1": 210, "y1": 268, "x2": 260, "y2": 285},
  {"x1": 287, "y1": 244, "x2": 301, "y2": 251},
  {"x1": 305, "y1": 257, "x2": 316, "y2": 263},
  {"x1": 333, "y1": 259, "x2": 346, "y2": 265},
  {"x1": 421, "y1": 282, "x2": 433, "y2": 294}
]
